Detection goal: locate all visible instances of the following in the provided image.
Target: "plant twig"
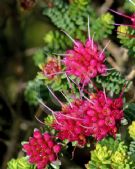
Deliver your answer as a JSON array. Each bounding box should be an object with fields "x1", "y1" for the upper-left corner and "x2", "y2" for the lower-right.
[
  {"x1": 126, "y1": 68, "x2": 135, "y2": 80},
  {"x1": 98, "y1": 0, "x2": 114, "y2": 15},
  {"x1": 2, "y1": 118, "x2": 21, "y2": 169},
  {"x1": 103, "y1": 39, "x2": 128, "y2": 72}
]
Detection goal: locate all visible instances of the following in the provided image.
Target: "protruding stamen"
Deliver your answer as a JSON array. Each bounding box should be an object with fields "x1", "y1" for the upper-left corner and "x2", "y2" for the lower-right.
[
  {"x1": 114, "y1": 23, "x2": 135, "y2": 28},
  {"x1": 71, "y1": 146, "x2": 77, "y2": 160},
  {"x1": 65, "y1": 73, "x2": 74, "y2": 91},
  {"x1": 45, "y1": 71, "x2": 68, "y2": 77},
  {"x1": 88, "y1": 15, "x2": 91, "y2": 40},
  {"x1": 68, "y1": 76, "x2": 78, "y2": 86},
  {"x1": 82, "y1": 94, "x2": 95, "y2": 105},
  {"x1": 38, "y1": 99, "x2": 62, "y2": 125},
  {"x1": 129, "y1": 0, "x2": 135, "y2": 6},
  {"x1": 61, "y1": 91, "x2": 73, "y2": 108},
  {"x1": 79, "y1": 124, "x2": 93, "y2": 129},
  {"x1": 58, "y1": 112, "x2": 83, "y2": 121},
  {"x1": 53, "y1": 53, "x2": 72, "y2": 57},
  {"x1": 120, "y1": 82, "x2": 127, "y2": 98},
  {"x1": 61, "y1": 30, "x2": 79, "y2": 46},
  {"x1": 99, "y1": 40, "x2": 110, "y2": 58},
  {"x1": 109, "y1": 9, "x2": 132, "y2": 20},
  {"x1": 46, "y1": 85, "x2": 63, "y2": 106},
  {"x1": 89, "y1": 79, "x2": 99, "y2": 92},
  {"x1": 106, "y1": 68, "x2": 116, "y2": 71},
  {"x1": 103, "y1": 87, "x2": 107, "y2": 103},
  {"x1": 38, "y1": 99, "x2": 54, "y2": 113},
  {"x1": 80, "y1": 79, "x2": 87, "y2": 96},
  {"x1": 68, "y1": 76, "x2": 82, "y2": 98},
  {"x1": 35, "y1": 115, "x2": 45, "y2": 125},
  {"x1": 92, "y1": 32, "x2": 95, "y2": 50}
]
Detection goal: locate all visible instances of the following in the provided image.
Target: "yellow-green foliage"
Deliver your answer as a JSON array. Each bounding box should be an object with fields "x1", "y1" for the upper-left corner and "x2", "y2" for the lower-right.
[
  {"x1": 7, "y1": 157, "x2": 36, "y2": 169},
  {"x1": 129, "y1": 121, "x2": 135, "y2": 140},
  {"x1": 91, "y1": 13, "x2": 114, "y2": 41},
  {"x1": 117, "y1": 25, "x2": 135, "y2": 53},
  {"x1": 111, "y1": 143, "x2": 132, "y2": 169},
  {"x1": 86, "y1": 138, "x2": 133, "y2": 169},
  {"x1": 96, "y1": 70, "x2": 132, "y2": 95},
  {"x1": 43, "y1": 31, "x2": 72, "y2": 51},
  {"x1": 90, "y1": 144, "x2": 112, "y2": 165}
]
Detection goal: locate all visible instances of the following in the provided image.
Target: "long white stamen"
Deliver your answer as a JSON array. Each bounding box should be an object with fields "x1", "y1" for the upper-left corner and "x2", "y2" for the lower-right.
[
  {"x1": 53, "y1": 53, "x2": 72, "y2": 57},
  {"x1": 80, "y1": 79, "x2": 86, "y2": 95},
  {"x1": 109, "y1": 9, "x2": 132, "y2": 19},
  {"x1": 82, "y1": 94, "x2": 95, "y2": 105},
  {"x1": 99, "y1": 40, "x2": 110, "y2": 58},
  {"x1": 88, "y1": 16, "x2": 91, "y2": 40},
  {"x1": 68, "y1": 77, "x2": 82, "y2": 98},
  {"x1": 58, "y1": 112, "x2": 83, "y2": 121},
  {"x1": 35, "y1": 116, "x2": 45, "y2": 125},
  {"x1": 61, "y1": 30, "x2": 78, "y2": 46},
  {"x1": 45, "y1": 71, "x2": 69, "y2": 77},
  {"x1": 103, "y1": 87, "x2": 107, "y2": 103},
  {"x1": 39, "y1": 99, "x2": 82, "y2": 121},
  {"x1": 61, "y1": 91, "x2": 73, "y2": 108},
  {"x1": 46, "y1": 85, "x2": 63, "y2": 106},
  {"x1": 129, "y1": 0, "x2": 135, "y2": 6},
  {"x1": 79, "y1": 124, "x2": 93, "y2": 129},
  {"x1": 38, "y1": 99, "x2": 53, "y2": 113},
  {"x1": 92, "y1": 32, "x2": 95, "y2": 50},
  {"x1": 38, "y1": 99, "x2": 62, "y2": 125},
  {"x1": 65, "y1": 73, "x2": 73, "y2": 91},
  {"x1": 68, "y1": 77, "x2": 78, "y2": 86},
  {"x1": 106, "y1": 68, "x2": 115, "y2": 70}
]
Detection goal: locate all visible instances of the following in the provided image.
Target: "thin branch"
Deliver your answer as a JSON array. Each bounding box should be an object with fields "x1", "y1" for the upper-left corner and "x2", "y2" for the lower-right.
[{"x1": 126, "y1": 69, "x2": 135, "y2": 80}]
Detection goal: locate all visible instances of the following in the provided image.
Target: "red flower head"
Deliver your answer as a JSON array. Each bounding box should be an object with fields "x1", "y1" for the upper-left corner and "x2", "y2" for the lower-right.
[
  {"x1": 22, "y1": 129, "x2": 61, "y2": 169},
  {"x1": 52, "y1": 91, "x2": 124, "y2": 146},
  {"x1": 63, "y1": 38, "x2": 107, "y2": 84},
  {"x1": 42, "y1": 58, "x2": 61, "y2": 80}
]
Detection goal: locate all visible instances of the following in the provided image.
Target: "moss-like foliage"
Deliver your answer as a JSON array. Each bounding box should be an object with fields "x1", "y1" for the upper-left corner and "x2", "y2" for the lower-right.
[
  {"x1": 43, "y1": 0, "x2": 94, "y2": 34},
  {"x1": 129, "y1": 121, "x2": 135, "y2": 140},
  {"x1": 128, "y1": 140, "x2": 135, "y2": 164},
  {"x1": 117, "y1": 25, "x2": 135, "y2": 54},
  {"x1": 124, "y1": 103, "x2": 135, "y2": 123},
  {"x1": 43, "y1": 30, "x2": 72, "y2": 52},
  {"x1": 7, "y1": 157, "x2": 36, "y2": 169},
  {"x1": 86, "y1": 137, "x2": 133, "y2": 169},
  {"x1": 96, "y1": 71, "x2": 132, "y2": 95},
  {"x1": 91, "y1": 13, "x2": 114, "y2": 41},
  {"x1": 33, "y1": 48, "x2": 46, "y2": 66},
  {"x1": 24, "y1": 78, "x2": 48, "y2": 105}
]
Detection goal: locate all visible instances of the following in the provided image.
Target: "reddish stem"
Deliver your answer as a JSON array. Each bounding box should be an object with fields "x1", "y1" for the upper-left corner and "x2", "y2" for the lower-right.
[{"x1": 109, "y1": 9, "x2": 132, "y2": 20}]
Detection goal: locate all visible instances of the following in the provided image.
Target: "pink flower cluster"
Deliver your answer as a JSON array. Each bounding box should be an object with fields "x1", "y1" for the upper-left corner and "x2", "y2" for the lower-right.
[
  {"x1": 52, "y1": 91, "x2": 123, "y2": 146},
  {"x1": 42, "y1": 58, "x2": 61, "y2": 80},
  {"x1": 22, "y1": 129, "x2": 61, "y2": 169},
  {"x1": 63, "y1": 39, "x2": 107, "y2": 83}
]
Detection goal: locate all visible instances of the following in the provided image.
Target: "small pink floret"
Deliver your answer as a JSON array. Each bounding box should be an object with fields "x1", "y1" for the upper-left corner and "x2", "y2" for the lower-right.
[
  {"x1": 64, "y1": 38, "x2": 107, "y2": 83},
  {"x1": 53, "y1": 145, "x2": 61, "y2": 153},
  {"x1": 22, "y1": 131, "x2": 61, "y2": 169}
]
